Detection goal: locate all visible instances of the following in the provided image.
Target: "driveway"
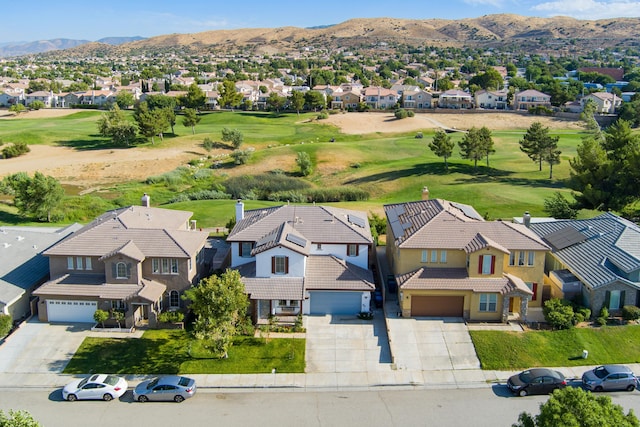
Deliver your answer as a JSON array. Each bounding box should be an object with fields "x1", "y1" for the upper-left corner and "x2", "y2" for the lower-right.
[{"x1": 305, "y1": 310, "x2": 392, "y2": 373}]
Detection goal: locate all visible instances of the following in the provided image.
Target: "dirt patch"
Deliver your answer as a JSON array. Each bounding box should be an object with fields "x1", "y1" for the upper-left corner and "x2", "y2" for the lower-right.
[{"x1": 0, "y1": 108, "x2": 85, "y2": 120}]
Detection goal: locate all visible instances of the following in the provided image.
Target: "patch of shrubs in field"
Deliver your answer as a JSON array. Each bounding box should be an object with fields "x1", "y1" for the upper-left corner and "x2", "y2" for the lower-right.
[{"x1": 1, "y1": 142, "x2": 30, "y2": 159}]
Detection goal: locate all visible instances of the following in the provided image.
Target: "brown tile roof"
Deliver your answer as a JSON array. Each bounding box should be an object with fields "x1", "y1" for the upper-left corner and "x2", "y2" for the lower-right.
[
  {"x1": 236, "y1": 262, "x2": 304, "y2": 300},
  {"x1": 33, "y1": 274, "x2": 145, "y2": 300},
  {"x1": 397, "y1": 267, "x2": 532, "y2": 296},
  {"x1": 304, "y1": 255, "x2": 374, "y2": 291},
  {"x1": 251, "y1": 222, "x2": 311, "y2": 257},
  {"x1": 99, "y1": 240, "x2": 145, "y2": 262}
]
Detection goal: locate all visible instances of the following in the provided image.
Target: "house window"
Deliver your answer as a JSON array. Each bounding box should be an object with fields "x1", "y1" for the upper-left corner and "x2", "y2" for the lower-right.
[
  {"x1": 162, "y1": 258, "x2": 170, "y2": 274},
  {"x1": 528, "y1": 251, "x2": 535, "y2": 266},
  {"x1": 347, "y1": 244, "x2": 359, "y2": 257},
  {"x1": 85, "y1": 257, "x2": 92, "y2": 270},
  {"x1": 76, "y1": 257, "x2": 83, "y2": 270},
  {"x1": 169, "y1": 290, "x2": 180, "y2": 308},
  {"x1": 154, "y1": 258, "x2": 179, "y2": 275},
  {"x1": 272, "y1": 256, "x2": 288, "y2": 274},
  {"x1": 188, "y1": 259, "x2": 192, "y2": 271},
  {"x1": 479, "y1": 255, "x2": 495, "y2": 275},
  {"x1": 421, "y1": 250, "x2": 428, "y2": 263},
  {"x1": 518, "y1": 251, "x2": 525, "y2": 266},
  {"x1": 608, "y1": 290, "x2": 623, "y2": 310},
  {"x1": 67, "y1": 257, "x2": 74, "y2": 270},
  {"x1": 317, "y1": 243, "x2": 322, "y2": 250},
  {"x1": 440, "y1": 250, "x2": 447, "y2": 263},
  {"x1": 509, "y1": 252, "x2": 516, "y2": 266},
  {"x1": 111, "y1": 300, "x2": 125, "y2": 310},
  {"x1": 240, "y1": 242, "x2": 253, "y2": 257},
  {"x1": 152, "y1": 259, "x2": 160, "y2": 273},
  {"x1": 116, "y1": 262, "x2": 127, "y2": 279},
  {"x1": 431, "y1": 250, "x2": 437, "y2": 263},
  {"x1": 479, "y1": 294, "x2": 497, "y2": 312},
  {"x1": 171, "y1": 258, "x2": 178, "y2": 274}
]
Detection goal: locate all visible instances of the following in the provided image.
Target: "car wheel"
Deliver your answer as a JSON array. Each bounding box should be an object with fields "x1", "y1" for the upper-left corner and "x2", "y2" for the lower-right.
[
  {"x1": 103, "y1": 393, "x2": 113, "y2": 401},
  {"x1": 627, "y1": 384, "x2": 636, "y2": 392},
  {"x1": 174, "y1": 395, "x2": 185, "y2": 403},
  {"x1": 595, "y1": 386, "x2": 603, "y2": 392},
  {"x1": 138, "y1": 395, "x2": 149, "y2": 403},
  {"x1": 519, "y1": 389, "x2": 528, "y2": 397},
  {"x1": 67, "y1": 394, "x2": 77, "y2": 402}
]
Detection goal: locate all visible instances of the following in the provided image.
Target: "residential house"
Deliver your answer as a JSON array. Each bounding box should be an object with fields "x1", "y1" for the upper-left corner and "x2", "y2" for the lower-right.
[
  {"x1": 402, "y1": 88, "x2": 433, "y2": 109},
  {"x1": 529, "y1": 213, "x2": 640, "y2": 317},
  {"x1": 385, "y1": 194, "x2": 549, "y2": 322},
  {"x1": 24, "y1": 91, "x2": 56, "y2": 108},
  {"x1": 60, "y1": 92, "x2": 86, "y2": 108},
  {"x1": 0, "y1": 225, "x2": 81, "y2": 321},
  {"x1": 330, "y1": 90, "x2": 361, "y2": 110},
  {"x1": 33, "y1": 198, "x2": 210, "y2": 327},
  {"x1": 513, "y1": 89, "x2": 551, "y2": 111},
  {"x1": 79, "y1": 90, "x2": 114, "y2": 107},
  {"x1": 581, "y1": 92, "x2": 621, "y2": 114},
  {"x1": 437, "y1": 90, "x2": 473, "y2": 109},
  {"x1": 204, "y1": 90, "x2": 219, "y2": 110},
  {"x1": 364, "y1": 87, "x2": 399, "y2": 109},
  {"x1": 0, "y1": 89, "x2": 23, "y2": 107},
  {"x1": 227, "y1": 201, "x2": 375, "y2": 321},
  {"x1": 474, "y1": 89, "x2": 509, "y2": 110}
]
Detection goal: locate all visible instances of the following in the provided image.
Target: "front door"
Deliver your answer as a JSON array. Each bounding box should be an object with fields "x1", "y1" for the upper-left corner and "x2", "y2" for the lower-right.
[{"x1": 258, "y1": 300, "x2": 271, "y2": 319}]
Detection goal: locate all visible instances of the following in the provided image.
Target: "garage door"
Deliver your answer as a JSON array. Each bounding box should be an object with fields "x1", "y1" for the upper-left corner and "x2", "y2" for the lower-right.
[
  {"x1": 46, "y1": 300, "x2": 97, "y2": 323},
  {"x1": 309, "y1": 292, "x2": 361, "y2": 315},
  {"x1": 411, "y1": 296, "x2": 463, "y2": 317}
]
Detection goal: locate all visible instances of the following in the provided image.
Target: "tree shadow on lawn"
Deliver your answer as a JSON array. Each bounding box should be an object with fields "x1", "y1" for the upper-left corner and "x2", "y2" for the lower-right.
[{"x1": 454, "y1": 174, "x2": 568, "y2": 189}]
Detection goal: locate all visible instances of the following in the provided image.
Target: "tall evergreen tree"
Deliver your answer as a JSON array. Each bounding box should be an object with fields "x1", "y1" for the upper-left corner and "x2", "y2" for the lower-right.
[
  {"x1": 458, "y1": 127, "x2": 484, "y2": 172},
  {"x1": 429, "y1": 129, "x2": 455, "y2": 171}
]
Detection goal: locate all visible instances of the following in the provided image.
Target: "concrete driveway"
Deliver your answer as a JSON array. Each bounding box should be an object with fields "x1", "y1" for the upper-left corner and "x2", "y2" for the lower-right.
[{"x1": 305, "y1": 310, "x2": 392, "y2": 374}]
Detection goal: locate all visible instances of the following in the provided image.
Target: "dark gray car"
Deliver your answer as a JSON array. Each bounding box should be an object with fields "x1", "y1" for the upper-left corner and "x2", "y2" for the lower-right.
[
  {"x1": 582, "y1": 365, "x2": 638, "y2": 392},
  {"x1": 133, "y1": 376, "x2": 196, "y2": 402}
]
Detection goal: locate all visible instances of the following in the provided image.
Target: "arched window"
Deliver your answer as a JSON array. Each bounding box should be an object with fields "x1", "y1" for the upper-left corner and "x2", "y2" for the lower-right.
[
  {"x1": 116, "y1": 262, "x2": 127, "y2": 279},
  {"x1": 169, "y1": 290, "x2": 180, "y2": 308}
]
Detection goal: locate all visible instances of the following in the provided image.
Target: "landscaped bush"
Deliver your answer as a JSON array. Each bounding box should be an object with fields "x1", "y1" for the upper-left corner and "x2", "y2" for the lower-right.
[
  {"x1": 1, "y1": 142, "x2": 30, "y2": 159},
  {"x1": 543, "y1": 298, "x2": 575, "y2": 329},
  {"x1": 146, "y1": 167, "x2": 192, "y2": 185},
  {"x1": 267, "y1": 191, "x2": 308, "y2": 203},
  {"x1": 157, "y1": 311, "x2": 185, "y2": 323},
  {"x1": 317, "y1": 111, "x2": 328, "y2": 120},
  {"x1": 224, "y1": 173, "x2": 310, "y2": 200},
  {"x1": 0, "y1": 314, "x2": 12, "y2": 338},
  {"x1": 529, "y1": 106, "x2": 554, "y2": 116},
  {"x1": 394, "y1": 109, "x2": 409, "y2": 119},
  {"x1": 306, "y1": 186, "x2": 369, "y2": 202},
  {"x1": 622, "y1": 305, "x2": 640, "y2": 321},
  {"x1": 576, "y1": 307, "x2": 591, "y2": 321}
]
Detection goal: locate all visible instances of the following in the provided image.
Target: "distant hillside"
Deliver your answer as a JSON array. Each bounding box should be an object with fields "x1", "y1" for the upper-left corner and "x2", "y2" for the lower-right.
[
  {"x1": 0, "y1": 36, "x2": 144, "y2": 57},
  {"x1": 16, "y1": 15, "x2": 640, "y2": 58}
]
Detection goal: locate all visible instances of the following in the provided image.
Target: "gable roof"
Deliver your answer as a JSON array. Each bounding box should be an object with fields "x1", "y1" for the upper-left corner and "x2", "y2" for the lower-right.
[
  {"x1": 251, "y1": 222, "x2": 311, "y2": 257},
  {"x1": 44, "y1": 206, "x2": 207, "y2": 259},
  {"x1": 529, "y1": 213, "x2": 640, "y2": 290},
  {"x1": 228, "y1": 205, "x2": 372, "y2": 245}
]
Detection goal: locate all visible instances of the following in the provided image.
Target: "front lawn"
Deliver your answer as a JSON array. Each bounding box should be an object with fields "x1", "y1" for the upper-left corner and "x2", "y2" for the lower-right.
[
  {"x1": 63, "y1": 330, "x2": 305, "y2": 375},
  {"x1": 470, "y1": 325, "x2": 640, "y2": 370}
]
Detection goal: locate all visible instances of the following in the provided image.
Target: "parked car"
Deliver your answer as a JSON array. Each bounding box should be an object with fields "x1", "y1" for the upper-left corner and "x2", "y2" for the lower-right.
[
  {"x1": 373, "y1": 289, "x2": 383, "y2": 308},
  {"x1": 386, "y1": 275, "x2": 397, "y2": 294},
  {"x1": 582, "y1": 365, "x2": 638, "y2": 392},
  {"x1": 507, "y1": 368, "x2": 566, "y2": 397},
  {"x1": 133, "y1": 375, "x2": 196, "y2": 402},
  {"x1": 62, "y1": 374, "x2": 128, "y2": 402}
]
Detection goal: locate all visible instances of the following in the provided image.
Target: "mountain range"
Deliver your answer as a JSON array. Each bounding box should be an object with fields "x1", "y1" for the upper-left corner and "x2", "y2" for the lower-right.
[{"x1": 4, "y1": 14, "x2": 640, "y2": 58}]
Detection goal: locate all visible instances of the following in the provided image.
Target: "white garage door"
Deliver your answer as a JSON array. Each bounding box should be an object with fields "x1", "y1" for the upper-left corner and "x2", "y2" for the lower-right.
[
  {"x1": 309, "y1": 291, "x2": 362, "y2": 315},
  {"x1": 46, "y1": 300, "x2": 97, "y2": 323}
]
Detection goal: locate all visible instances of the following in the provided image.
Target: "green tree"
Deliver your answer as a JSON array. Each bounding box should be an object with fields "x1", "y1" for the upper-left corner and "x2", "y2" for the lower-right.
[
  {"x1": 182, "y1": 108, "x2": 200, "y2": 134},
  {"x1": 161, "y1": 107, "x2": 176, "y2": 134},
  {"x1": 8, "y1": 104, "x2": 26, "y2": 114},
  {"x1": 93, "y1": 309, "x2": 109, "y2": 328},
  {"x1": 289, "y1": 90, "x2": 305, "y2": 115},
  {"x1": 468, "y1": 68, "x2": 503, "y2": 90},
  {"x1": 478, "y1": 126, "x2": 495, "y2": 167},
  {"x1": 543, "y1": 298, "x2": 575, "y2": 330},
  {"x1": 218, "y1": 79, "x2": 243, "y2": 109},
  {"x1": 520, "y1": 122, "x2": 561, "y2": 178},
  {"x1": 179, "y1": 83, "x2": 206, "y2": 110},
  {"x1": 134, "y1": 102, "x2": 168, "y2": 144},
  {"x1": 296, "y1": 151, "x2": 312, "y2": 176},
  {"x1": 115, "y1": 91, "x2": 135, "y2": 109},
  {"x1": 144, "y1": 94, "x2": 177, "y2": 111},
  {"x1": 222, "y1": 128, "x2": 244, "y2": 149},
  {"x1": 266, "y1": 92, "x2": 286, "y2": 113},
  {"x1": 304, "y1": 91, "x2": 326, "y2": 111},
  {"x1": 458, "y1": 127, "x2": 485, "y2": 172},
  {"x1": 29, "y1": 100, "x2": 45, "y2": 110},
  {"x1": 581, "y1": 99, "x2": 600, "y2": 132},
  {"x1": 1, "y1": 172, "x2": 64, "y2": 222},
  {"x1": 543, "y1": 192, "x2": 578, "y2": 219},
  {"x1": 429, "y1": 129, "x2": 455, "y2": 171},
  {"x1": 0, "y1": 409, "x2": 42, "y2": 427},
  {"x1": 513, "y1": 387, "x2": 639, "y2": 427},
  {"x1": 97, "y1": 104, "x2": 137, "y2": 146},
  {"x1": 0, "y1": 314, "x2": 11, "y2": 338},
  {"x1": 183, "y1": 269, "x2": 249, "y2": 358}
]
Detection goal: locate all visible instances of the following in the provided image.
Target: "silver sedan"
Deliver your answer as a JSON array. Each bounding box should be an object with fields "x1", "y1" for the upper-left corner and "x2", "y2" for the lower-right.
[{"x1": 62, "y1": 374, "x2": 128, "y2": 401}]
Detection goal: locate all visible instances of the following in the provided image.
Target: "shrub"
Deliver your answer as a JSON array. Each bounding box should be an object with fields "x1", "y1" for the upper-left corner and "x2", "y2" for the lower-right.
[
  {"x1": 394, "y1": 108, "x2": 408, "y2": 119},
  {"x1": 235, "y1": 316, "x2": 255, "y2": 336},
  {"x1": 157, "y1": 311, "x2": 184, "y2": 323},
  {"x1": 231, "y1": 148, "x2": 252, "y2": 165},
  {"x1": 622, "y1": 305, "x2": 640, "y2": 321},
  {"x1": 599, "y1": 306, "x2": 609, "y2": 319},
  {"x1": 573, "y1": 312, "x2": 585, "y2": 324},
  {"x1": 407, "y1": 110, "x2": 415, "y2": 117},
  {"x1": 202, "y1": 137, "x2": 214, "y2": 151},
  {"x1": 317, "y1": 111, "x2": 328, "y2": 120},
  {"x1": 529, "y1": 106, "x2": 554, "y2": 116},
  {"x1": 543, "y1": 298, "x2": 575, "y2": 329},
  {"x1": 306, "y1": 186, "x2": 369, "y2": 202},
  {"x1": 1, "y1": 142, "x2": 30, "y2": 159},
  {"x1": 0, "y1": 314, "x2": 12, "y2": 338},
  {"x1": 595, "y1": 316, "x2": 607, "y2": 326},
  {"x1": 576, "y1": 307, "x2": 591, "y2": 320}
]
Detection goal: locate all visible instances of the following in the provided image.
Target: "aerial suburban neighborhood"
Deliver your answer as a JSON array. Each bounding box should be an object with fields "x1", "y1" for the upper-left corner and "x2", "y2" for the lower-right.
[{"x1": 2, "y1": 9, "x2": 640, "y2": 427}]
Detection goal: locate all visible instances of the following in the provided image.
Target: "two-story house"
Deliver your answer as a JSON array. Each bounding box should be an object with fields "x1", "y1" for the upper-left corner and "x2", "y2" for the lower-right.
[
  {"x1": 384, "y1": 194, "x2": 549, "y2": 322},
  {"x1": 529, "y1": 213, "x2": 640, "y2": 317},
  {"x1": 402, "y1": 88, "x2": 433, "y2": 109},
  {"x1": 437, "y1": 90, "x2": 474, "y2": 109},
  {"x1": 364, "y1": 87, "x2": 400, "y2": 110},
  {"x1": 227, "y1": 201, "x2": 374, "y2": 322},
  {"x1": 581, "y1": 92, "x2": 622, "y2": 114},
  {"x1": 330, "y1": 90, "x2": 362, "y2": 110},
  {"x1": 33, "y1": 197, "x2": 209, "y2": 327},
  {"x1": 513, "y1": 89, "x2": 551, "y2": 111},
  {"x1": 474, "y1": 89, "x2": 509, "y2": 110}
]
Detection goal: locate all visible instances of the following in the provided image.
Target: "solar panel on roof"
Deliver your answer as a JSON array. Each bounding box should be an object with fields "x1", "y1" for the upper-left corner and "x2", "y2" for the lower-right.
[
  {"x1": 285, "y1": 233, "x2": 307, "y2": 248},
  {"x1": 450, "y1": 202, "x2": 483, "y2": 220},
  {"x1": 543, "y1": 226, "x2": 586, "y2": 251},
  {"x1": 390, "y1": 221, "x2": 404, "y2": 238},
  {"x1": 348, "y1": 214, "x2": 366, "y2": 228}
]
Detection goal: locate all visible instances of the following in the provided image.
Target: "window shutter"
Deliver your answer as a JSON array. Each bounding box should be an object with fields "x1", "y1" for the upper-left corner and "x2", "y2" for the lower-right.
[
  {"x1": 271, "y1": 257, "x2": 275, "y2": 274},
  {"x1": 532, "y1": 283, "x2": 538, "y2": 301},
  {"x1": 239, "y1": 243, "x2": 243, "y2": 256},
  {"x1": 604, "y1": 291, "x2": 611, "y2": 310},
  {"x1": 127, "y1": 263, "x2": 132, "y2": 278},
  {"x1": 490, "y1": 256, "x2": 495, "y2": 274},
  {"x1": 111, "y1": 262, "x2": 117, "y2": 277},
  {"x1": 478, "y1": 256, "x2": 483, "y2": 274},
  {"x1": 285, "y1": 257, "x2": 289, "y2": 274},
  {"x1": 355, "y1": 245, "x2": 359, "y2": 256},
  {"x1": 620, "y1": 291, "x2": 626, "y2": 309}
]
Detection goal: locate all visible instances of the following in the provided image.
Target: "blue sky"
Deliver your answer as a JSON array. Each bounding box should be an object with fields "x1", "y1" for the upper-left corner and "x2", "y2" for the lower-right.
[{"x1": 2, "y1": 0, "x2": 639, "y2": 43}]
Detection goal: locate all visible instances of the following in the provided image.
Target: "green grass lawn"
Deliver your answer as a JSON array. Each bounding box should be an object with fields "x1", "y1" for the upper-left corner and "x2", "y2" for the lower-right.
[
  {"x1": 470, "y1": 325, "x2": 640, "y2": 370},
  {"x1": 63, "y1": 330, "x2": 305, "y2": 375}
]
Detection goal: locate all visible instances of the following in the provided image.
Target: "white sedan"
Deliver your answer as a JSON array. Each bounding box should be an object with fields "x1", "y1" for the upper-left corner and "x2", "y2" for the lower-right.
[{"x1": 62, "y1": 374, "x2": 128, "y2": 401}]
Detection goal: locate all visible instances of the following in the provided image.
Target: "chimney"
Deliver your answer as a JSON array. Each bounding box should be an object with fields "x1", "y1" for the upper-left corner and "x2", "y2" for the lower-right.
[
  {"x1": 235, "y1": 199, "x2": 244, "y2": 221},
  {"x1": 421, "y1": 186, "x2": 430, "y2": 200},
  {"x1": 523, "y1": 211, "x2": 531, "y2": 228},
  {"x1": 141, "y1": 193, "x2": 150, "y2": 207}
]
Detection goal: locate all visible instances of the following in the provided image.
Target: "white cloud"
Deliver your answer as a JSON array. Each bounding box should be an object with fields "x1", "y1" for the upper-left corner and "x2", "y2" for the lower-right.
[{"x1": 531, "y1": 0, "x2": 640, "y2": 19}]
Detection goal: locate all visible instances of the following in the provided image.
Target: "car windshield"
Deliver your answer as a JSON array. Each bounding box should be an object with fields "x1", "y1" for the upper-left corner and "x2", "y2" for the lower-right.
[
  {"x1": 147, "y1": 378, "x2": 160, "y2": 389},
  {"x1": 594, "y1": 366, "x2": 610, "y2": 379},
  {"x1": 104, "y1": 376, "x2": 120, "y2": 386},
  {"x1": 519, "y1": 371, "x2": 534, "y2": 383},
  {"x1": 77, "y1": 377, "x2": 90, "y2": 388}
]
